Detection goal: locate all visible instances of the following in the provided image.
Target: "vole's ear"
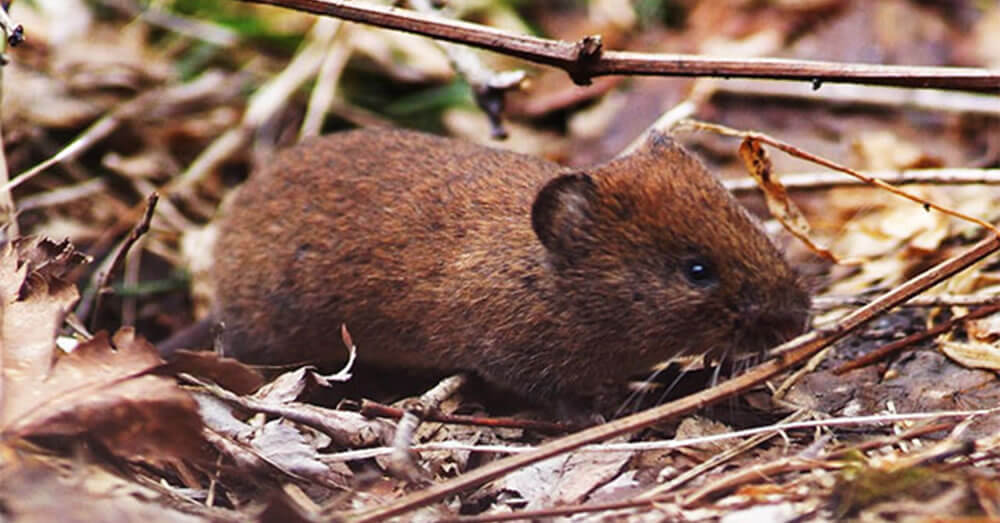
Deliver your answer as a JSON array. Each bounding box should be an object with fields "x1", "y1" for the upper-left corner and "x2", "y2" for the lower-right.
[{"x1": 531, "y1": 172, "x2": 598, "y2": 255}]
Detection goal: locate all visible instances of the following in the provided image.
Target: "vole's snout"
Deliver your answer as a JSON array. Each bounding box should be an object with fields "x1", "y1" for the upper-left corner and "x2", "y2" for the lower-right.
[{"x1": 739, "y1": 291, "x2": 811, "y2": 353}]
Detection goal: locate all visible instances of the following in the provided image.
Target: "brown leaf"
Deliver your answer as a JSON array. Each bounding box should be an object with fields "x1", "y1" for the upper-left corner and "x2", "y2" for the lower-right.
[
  {"x1": 0, "y1": 239, "x2": 203, "y2": 462},
  {"x1": 163, "y1": 349, "x2": 265, "y2": 396},
  {"x1": 1, "y1": 238, "x2": 86, "y2": 396},
  {"x1": 738, "y1": 137, "x2": 837, "y2": 262},
  {"x1": 939, "y1": 340, "x2": 1000, "y2": 371},
  {"x1": 0, "y1": 460, "x2": 203, "y2": 523}
]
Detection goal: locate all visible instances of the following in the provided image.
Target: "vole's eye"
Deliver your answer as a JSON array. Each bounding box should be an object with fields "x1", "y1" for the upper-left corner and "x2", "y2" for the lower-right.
[{"x1": 684, "y1": 257, "x2": 717, "y2": 288}]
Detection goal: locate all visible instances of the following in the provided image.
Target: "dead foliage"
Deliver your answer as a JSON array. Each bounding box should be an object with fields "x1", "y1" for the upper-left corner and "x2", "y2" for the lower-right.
[{"x1": 0, "y1": 0, "x2": 999, "y2": 521}]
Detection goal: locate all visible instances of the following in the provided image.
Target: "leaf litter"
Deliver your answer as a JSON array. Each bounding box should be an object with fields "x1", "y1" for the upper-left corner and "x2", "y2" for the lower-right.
[{"x1": 0, "y1": 0, "x2": 999, "y2": 521}]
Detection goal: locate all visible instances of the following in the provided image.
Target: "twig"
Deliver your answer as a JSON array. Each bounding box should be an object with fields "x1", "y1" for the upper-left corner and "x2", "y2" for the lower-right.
[
  {"x1": 89, "y1": 193, "x2": 159, "y2": 331},
  {"x1": 318, "y1": 409, "x2": 988, "y2": 464},
  {"x1": 0, "y1": 3, "x2": 23, "y2": 48},
  {"x1": 3, "y1": 116, "x2": 120, "y2": 193},
  {"x1": 636, "y1": 410, "x2": 812, "y2": 500},
  {"x1": 407, "y1": 0, "x2": 525, "y2": 139},
  {"x1": 771, "y1": 236, "x2": 999, "y2": 360},
  {"x1": 833, "y1": 303, "x2": 1000, "y2": 375},
  {"x1": 169, "y1": 20, "x2": 331, "y2": 194},
  {"x1": 181, "y1": 374, "x2": 396, "y2": 449},
  {"x1": 813, "y1": 293, "x2": 1000, "y2": 310},
  {"x1": 100, "y1": 0, "x2": 240, "y2": 47},
  {"x1": 345, "y1": 235, "x2": 1000, "y2": 521},
  {"x1": 683, "y1": 457, "x2": 839, "y2": 507},
  {"x1": 4, "y1": 71, "x2": 236, "y2": 193},
  {"x1": 299, "y1": 18, "x2": 348, "y2": 139},
  {"x1": 13, "y1": 178, "x2": 107, "y2": 212},
  {"x1": 715, "y1": 79, "x2": 1000, "y2": 116},
  {"x1": 388, "y1": 374, "x2": 468, "y2": 482},
  {"x1": 237, "y1": 0, "x2": 999, "y2": 92},
  {"x1": 359, "y1": 399, "x2": 573, "y2": 434},
  {"x1": 725, "y1": 169, "x2": 1000, "y2": 194},
  {"x1": 0, "y1": 7, "x2": 19, "y2": 236},
  {"x1": 685, "y1": 120, "x2": 1000, "y2": 236}
]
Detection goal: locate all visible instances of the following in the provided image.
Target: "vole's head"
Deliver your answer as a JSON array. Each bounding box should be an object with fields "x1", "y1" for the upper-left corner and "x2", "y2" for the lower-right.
[{"x1": 531, "y1": 132, "x2": 810, "y2": 367}]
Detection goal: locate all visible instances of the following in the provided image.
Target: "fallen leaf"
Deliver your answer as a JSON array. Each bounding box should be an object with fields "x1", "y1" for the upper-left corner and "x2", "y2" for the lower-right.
[
  {"x1": 939, "y1": 340, "x2": 1000, "y2": 371},
  {"x1": 0, "y1": 238, "x2": 204, "y2": 462},
  {"x1": 738, "y1": 137, "x2": 836, "y2": 262}
]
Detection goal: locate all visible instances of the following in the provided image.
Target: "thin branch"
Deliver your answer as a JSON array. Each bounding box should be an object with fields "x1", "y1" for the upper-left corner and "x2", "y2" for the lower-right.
[
  {"x1": 13, "y1": 178, "x2": 108, "y2": 212},
  {"x1": 299, "y1": 18, "x2": 348, "y2": 139},
  {"x1": 118, "y1": 0, "x2": 239, "y2": 47},
  {"x1": 319, "y1": 409, "x2": 988, "y2": 461},
  {"x1": 431, "y1": 420, "x2": 962, "y2": 522},
  {"x1": 89, "y1": 192, "x2": 159, "y2": 331},
  {"x1": 716, "y1": 79, "x2": 1000, "y2": 116},
  {"x1": 407, "y1": 0, "x2": 525, "y2": 139},
  {"x1": 387, "y1": 374, "x2": 468, "y2": 483},
  {"x1": 4, "y1": 71, "x2": 236, "y2": 193},
  {"x1": 237, "y1": 0, "x2": 1000, "y2": 92},
  {"x1": 346, "y1": 234, "x2": 1000, "y2": 522},
  {"x1": 725, "y1": 168, "x2": 1000, "y2": 194},
  {"x1": 813, "y1": 293, "x2": 1000, "y2": 310},
  {"x1": 833, "y1": 303, "x2": 1000, "y2": 375},
  {"x1": 359, "y1": 399, "x2": 573, "y2": 434},
  {"x1": 0, "y1": 8, "x2": 19, "y2": 236},
  {"x1": 635, "y1": 409, "x2": 812, "y2": 500},
  {"x1": 168, "y1": 20, "x2": 331, "y2": 194}
]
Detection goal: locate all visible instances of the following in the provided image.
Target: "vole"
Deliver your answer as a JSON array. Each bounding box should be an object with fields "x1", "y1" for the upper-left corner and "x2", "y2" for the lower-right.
[{"x1": 212, "y1": 128, "x2": 810, "y2": 409}]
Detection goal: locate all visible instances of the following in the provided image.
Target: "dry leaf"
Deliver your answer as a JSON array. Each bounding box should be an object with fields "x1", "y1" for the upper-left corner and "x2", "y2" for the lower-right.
[
  {"x1": 940, "y1": 340, "x2": 1000, "y2": 371},
  {"x1": 738, "y1": 137, "x2": 836, "y2": 261},
  {"x1": 0, "y1": 460, "x2": 203, "y2": 523},
  {"x1": 483, "y1": 443, "x2": 632, "y2": 510},
  {"x1": 852, "y1": 130, "x2": 936, "y2": 171},
  {"x1": 0, "y1": 238, "x2": 203, "y2": 462}
]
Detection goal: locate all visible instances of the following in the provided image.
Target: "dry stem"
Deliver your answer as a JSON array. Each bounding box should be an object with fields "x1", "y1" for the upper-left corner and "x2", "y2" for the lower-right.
[
  {"x1": 238, "y1": 0, "x2": 1000, "y2": 92},
  {"x1": 833, "y1": 303, "x2": 1000, "y2": 375},
  {"x1": 725, "y1": 169, "x2": 1000, "y2": 193},
  {"x1": 89, "y1": 193, "x2": 159, "y2": 330}
]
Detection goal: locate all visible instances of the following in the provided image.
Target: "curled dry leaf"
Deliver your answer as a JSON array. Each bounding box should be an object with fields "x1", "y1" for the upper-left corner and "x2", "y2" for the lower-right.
[
  {"x1": 0, "y1": 237, "x2": 203, "y2": 462},
  {"x1": 939, "y1": 340, "x2": 1000, "y2": 371},
  {"x1": 738, "y1": 137, "x2": 837, "y2": 262}
]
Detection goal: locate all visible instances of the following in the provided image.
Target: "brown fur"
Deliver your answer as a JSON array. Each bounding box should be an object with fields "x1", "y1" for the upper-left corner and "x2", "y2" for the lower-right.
[{"x1": 213, "y1": 128, "x2": 810, "y2": 404}]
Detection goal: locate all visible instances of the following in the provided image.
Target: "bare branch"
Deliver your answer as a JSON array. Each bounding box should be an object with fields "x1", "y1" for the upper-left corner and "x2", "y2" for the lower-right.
[
  {"x1": 89, "y1": 193, "x2": 159, "y2": 331},
  {"x1": 237, "y1": 0, "x2": 1000, "y2": 92},
  {"x1": 726, "y1": 168, "x2": 1000, "y2": 193}
]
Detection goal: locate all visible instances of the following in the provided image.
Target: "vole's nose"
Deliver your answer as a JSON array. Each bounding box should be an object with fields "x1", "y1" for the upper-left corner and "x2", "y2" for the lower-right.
[{"x1": 742, "y1": 297, "x2": 811, "y2": 351}]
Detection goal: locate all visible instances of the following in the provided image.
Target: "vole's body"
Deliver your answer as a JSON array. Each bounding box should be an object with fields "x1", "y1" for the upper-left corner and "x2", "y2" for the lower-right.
[{"x1": 214, "y1": 128, "x2": 809, "y2": 404}]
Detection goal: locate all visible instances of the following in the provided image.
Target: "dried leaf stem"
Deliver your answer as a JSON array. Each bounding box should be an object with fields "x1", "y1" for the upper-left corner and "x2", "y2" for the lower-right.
[
  {"x1": 686, "y1": 120, "x2": 1000, "y2": 236},
  {"x1": 725, "y1": 168, "x2": 1000, "y2": 193},
  {"x1": 238, "y1": 0, "x2": 999, "y2": 92},
  {"x1": 89, "y1": 193, "x2": 159, "y2": 331},
  {"x1": 347, "y1": 234, "x2": 1000, "y2": 521}
]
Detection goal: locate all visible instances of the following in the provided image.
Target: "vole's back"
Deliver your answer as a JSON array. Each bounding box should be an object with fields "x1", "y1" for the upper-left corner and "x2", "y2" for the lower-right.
[{"x1": 214, "y1": 128, "x2": 556, "y2": 370}]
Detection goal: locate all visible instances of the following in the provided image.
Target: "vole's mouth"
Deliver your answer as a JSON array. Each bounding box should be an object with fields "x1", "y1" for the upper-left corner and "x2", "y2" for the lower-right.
[{"x1": 738, "y1": 308, "x2": 811, "y2": 354}]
